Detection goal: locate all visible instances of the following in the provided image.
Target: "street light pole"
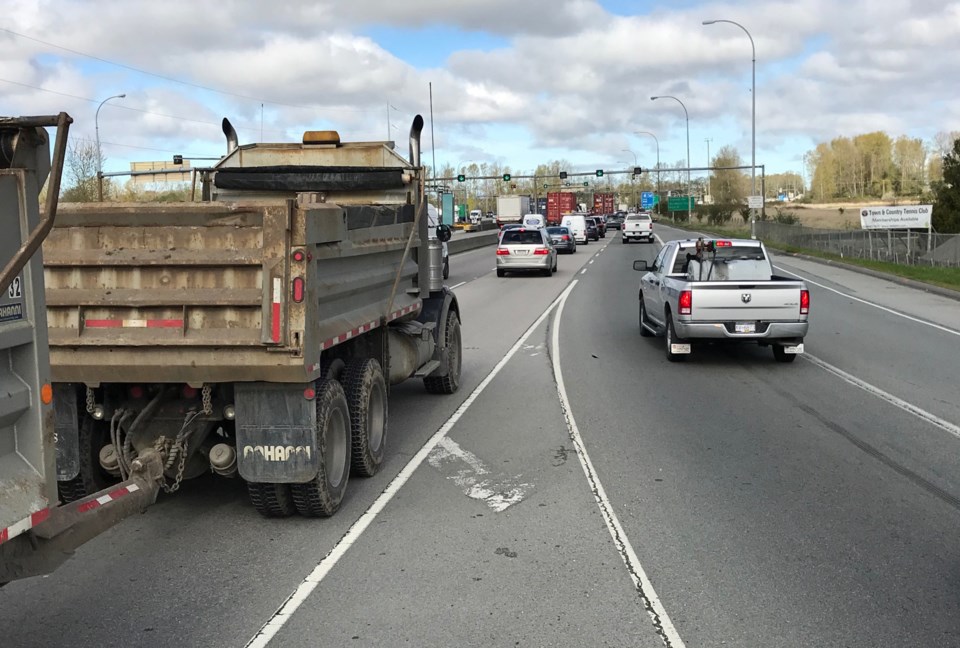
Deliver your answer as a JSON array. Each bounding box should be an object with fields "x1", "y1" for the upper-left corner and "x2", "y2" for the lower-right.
[
  {"x1": 95, "y1": 93, "x2": 126, "y2": 201},
  {"x1": 650, "y1": 95, "x2": 690, "y2": 215},
  {"x1": 634, "y1": 130, "x2": 660, "y2": 211},
  {"x1": 705, "y1": 138, "x2": 713, "y2": 200},
  {"x1": 703, "y1": 18, "x2": 756, "y2": 236}
]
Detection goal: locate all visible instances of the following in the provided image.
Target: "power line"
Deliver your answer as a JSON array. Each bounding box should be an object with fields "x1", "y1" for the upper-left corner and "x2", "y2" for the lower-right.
[{"x1": 2, "y1": 27, "x2": 382, "y2": 113}]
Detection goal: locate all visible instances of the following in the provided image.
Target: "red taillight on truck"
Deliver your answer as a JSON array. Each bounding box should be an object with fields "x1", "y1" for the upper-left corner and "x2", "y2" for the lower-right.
[
  {"x1": 800, "y1": 289, "x2": 810, "y2": 315},
  {"x1": 292, "y1": 277, "x2": 305, "y2": 303},
  {"x1": 678, "y1": 290, "x2": 693, "y2": 315}
]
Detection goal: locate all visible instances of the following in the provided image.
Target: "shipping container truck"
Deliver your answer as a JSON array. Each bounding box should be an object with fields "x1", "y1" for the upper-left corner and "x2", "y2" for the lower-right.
[
  {"x1": 592, "y1": 193, "x2": 606, "y2": 215},
  {"x1": 495, "y1": 195, "x2": 530, "y2": 227},
  {"x1": 41, "y1": 115, "x2": 463, "y2": 525},
  {"x1": 546, "y1": 192, "x2": 577, "y2": 225}
]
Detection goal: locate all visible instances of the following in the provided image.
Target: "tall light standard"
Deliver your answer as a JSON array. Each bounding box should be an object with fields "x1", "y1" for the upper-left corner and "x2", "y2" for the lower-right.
[
  {"x1": 703, "y1": 18, "x2": 756, "y2": 235},
  {"x1": 650, "y1": 95, "x2": 690, "y2": 214},
  {"x1": 705, "y1": 138, "x2": 713, "y2": 201},
  {"x1": 621, "y1": 148, "x2": 638, "y2": 166},
  {"x1": 635, "y1": 130, "x2": 660, "y2": 210},
  {"x1": 95, "y1": 93, "x2": 126, "y2": 201}
]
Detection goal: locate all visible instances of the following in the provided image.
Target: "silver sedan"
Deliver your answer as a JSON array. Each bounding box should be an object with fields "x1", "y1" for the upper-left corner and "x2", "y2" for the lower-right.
[{"x1": 496, "y1": 228, "x2": 558, "y2": 277}]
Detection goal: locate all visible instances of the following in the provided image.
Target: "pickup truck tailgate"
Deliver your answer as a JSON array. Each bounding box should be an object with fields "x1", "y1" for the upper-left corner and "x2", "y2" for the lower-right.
[{"x1": 690, "y1": 282, "x2": 803, "y2": 321}]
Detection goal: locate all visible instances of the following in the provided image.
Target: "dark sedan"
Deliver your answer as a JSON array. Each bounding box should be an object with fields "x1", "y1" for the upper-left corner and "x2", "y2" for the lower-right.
[{"x1": 545, "y1": 226, "x2": 577, "y2": 254}]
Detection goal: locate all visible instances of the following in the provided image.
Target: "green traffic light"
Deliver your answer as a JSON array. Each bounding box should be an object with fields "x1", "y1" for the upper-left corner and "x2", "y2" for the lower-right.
[
  {"x1": 503, "y1": 174, "x2": 511, "y2": 181},
  {"x1": 457, "y1": 174, "x2": 466, "y2": 182},
  {"x1": 596, "y1": 169, "x2": 603, "y2": 177}
]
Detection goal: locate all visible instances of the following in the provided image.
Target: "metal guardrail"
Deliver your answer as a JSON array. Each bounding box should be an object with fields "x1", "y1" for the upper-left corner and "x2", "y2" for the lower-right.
[{"x1": 754, "y1": 221, "x2": 960, "y2": 268}]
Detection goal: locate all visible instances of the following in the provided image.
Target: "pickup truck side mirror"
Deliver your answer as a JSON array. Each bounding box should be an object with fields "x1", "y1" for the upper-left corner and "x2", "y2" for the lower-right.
[
  {"x1": 436, "y1": 224, "x2": 453, "y2": 242},
  {"x1": 633, "y1": 260, "x2": 648, "y2": 272}
]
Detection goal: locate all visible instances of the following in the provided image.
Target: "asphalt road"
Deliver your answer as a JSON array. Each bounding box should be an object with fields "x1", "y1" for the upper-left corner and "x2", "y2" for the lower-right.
[{"x1": 2, "y1": 229, "x2": 960, "y2": 647}]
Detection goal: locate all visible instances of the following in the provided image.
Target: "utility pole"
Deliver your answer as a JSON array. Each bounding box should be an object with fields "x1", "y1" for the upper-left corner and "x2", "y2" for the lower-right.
[{"x1": 705, "y1": 138, "x2": 712, "y2": 201}]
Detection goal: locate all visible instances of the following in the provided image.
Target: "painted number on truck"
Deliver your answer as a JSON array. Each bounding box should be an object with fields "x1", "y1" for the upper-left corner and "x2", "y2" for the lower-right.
[{"x1": 7, "y1": 276, "x2": 22, "y2": 299}]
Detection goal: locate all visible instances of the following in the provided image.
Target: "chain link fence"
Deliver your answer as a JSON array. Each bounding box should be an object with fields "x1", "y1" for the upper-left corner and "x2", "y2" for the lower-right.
[{"x1": 754, "y1": 221, "x2": 960, "y2": 268}]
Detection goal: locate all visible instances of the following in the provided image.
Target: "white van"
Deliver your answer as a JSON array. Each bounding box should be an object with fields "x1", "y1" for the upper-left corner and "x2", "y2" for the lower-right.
[
  {"x1": 560, "y1": 214, "x2": 589, "y2": 244},
  {"x1": 428, "y1": 204, "x2": 450, "y2": 279},
  {"x1": 469, "y1": 209, "x2": 482, "y2": 224},
  {"x1": 522, "y1": 213, "x2": 545, "y2": 229}
]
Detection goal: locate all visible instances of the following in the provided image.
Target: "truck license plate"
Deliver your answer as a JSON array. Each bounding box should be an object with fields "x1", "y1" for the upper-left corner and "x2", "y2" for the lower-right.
[{"x1": 735, "y1": 322, "x2": 756, "y2": 333}]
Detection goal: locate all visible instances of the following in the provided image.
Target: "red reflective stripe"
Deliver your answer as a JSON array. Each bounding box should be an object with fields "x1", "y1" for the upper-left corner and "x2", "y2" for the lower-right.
[
  {"x1": 85, "y1": 319, "x2": 183, "y2": 329},
  {"x1": 0, "y1": 528, "x2": 8, "y2": 544},
  {"x1": 271, "y1": 277, "x2": 282, "y2": 343},
  {"x1": 31, "y1": 508, "x2": 50, "y2": 526}
]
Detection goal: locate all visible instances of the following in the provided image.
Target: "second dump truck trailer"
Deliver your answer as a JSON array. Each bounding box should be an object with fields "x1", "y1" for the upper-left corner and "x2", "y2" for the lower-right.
[{"x1": 47, "y1": 115, "x2": 462, "y2": 518}]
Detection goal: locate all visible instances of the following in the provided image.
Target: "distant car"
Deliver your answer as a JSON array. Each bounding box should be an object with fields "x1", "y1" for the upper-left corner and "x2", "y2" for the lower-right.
[
  {"x1": 545, "y1": 226, "x2": 576, "y2": 254},
  {"x1": 522, "y1": 213, "x2": 546, "y2": 229},
  {"x1": 594, "y1": 215, "x2": 607, "y2": 238},
  {"x1": 584, "y1": 217, "x2": 600, "y2": 241},
  {"x1": 606, "y1": 214, "x2": 624, "y2": 230},
  {"x1": 499, "y1": 222, "x2": 524, "y2": 238},
  {"x1": 496, "y1": 227, "x2": 558, "y2": 277}
]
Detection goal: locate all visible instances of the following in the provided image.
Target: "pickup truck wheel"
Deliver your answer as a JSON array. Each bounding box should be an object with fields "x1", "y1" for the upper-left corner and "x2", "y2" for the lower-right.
[
  {"x1": 292, "y1": 379, "x2": 351, "y2": 517},
  {"x1": 57, "y1": 415, "x2": 117, "y2": 503},
  {"x1": 247, "y1": 482, "x2": 297, "y2": 517},
  {"x1": 344, "y1": 359, "x2": 387, "y2": 477},
  {"x1": 665, "y1": 313, "x2": 687, "y2": 362},
  {"x1": 773, "y1": 344, "x2": 798, "y2": 363},
  {"x1": 424, "y1": 309, "x2": 462, "y2": 394},
  {"x1": 639, "y1": 299, "x2": 653, "y2": 337}
]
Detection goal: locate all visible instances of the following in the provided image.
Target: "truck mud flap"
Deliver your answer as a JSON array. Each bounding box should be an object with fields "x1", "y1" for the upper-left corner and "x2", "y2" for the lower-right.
[
  {"x1": 53, "y1": 384, "x2": 80, "y2": 481},
  {"x1": 234, "y1": 383, "x2": 319, "y2": 484},
  {"x1": 417, "y1": 288, "x2": 459, "y2": 376}
]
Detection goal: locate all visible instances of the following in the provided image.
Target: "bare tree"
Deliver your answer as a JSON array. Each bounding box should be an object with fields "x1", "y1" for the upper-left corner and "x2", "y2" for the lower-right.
[{"x1": 61, "y1": 139, "x2": 100, "y2": 202}]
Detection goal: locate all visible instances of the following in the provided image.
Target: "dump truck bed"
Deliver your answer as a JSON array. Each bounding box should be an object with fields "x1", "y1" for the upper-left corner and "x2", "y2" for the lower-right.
[{"x1": 43, "y1": 198, "x2": 423, "y2": 385}]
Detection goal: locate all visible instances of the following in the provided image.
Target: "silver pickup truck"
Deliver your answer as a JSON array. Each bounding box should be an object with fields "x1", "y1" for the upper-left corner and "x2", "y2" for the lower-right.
[{"x1": 634, "y1": 238, "x2": 809, "y2": 362}]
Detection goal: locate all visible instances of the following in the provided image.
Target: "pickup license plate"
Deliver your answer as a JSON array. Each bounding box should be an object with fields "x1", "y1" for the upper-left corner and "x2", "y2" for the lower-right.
[
  {"x1": 783, "y1": 343, "x2": 804, "y2": 354},
  {"x1": 735, "y1": 322, "x2": 756, "y2": 333}
]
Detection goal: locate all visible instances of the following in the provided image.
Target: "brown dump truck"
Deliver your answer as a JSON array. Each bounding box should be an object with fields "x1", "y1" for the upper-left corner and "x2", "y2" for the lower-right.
[{"x1": 46, "y1": 115, "x2": 462, "y2": 518}]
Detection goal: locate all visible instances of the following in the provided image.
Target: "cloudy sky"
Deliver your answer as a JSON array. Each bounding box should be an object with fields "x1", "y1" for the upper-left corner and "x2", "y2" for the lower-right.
[{"x1": 3, "y1": 0, "x2": 959, "y2": 182}]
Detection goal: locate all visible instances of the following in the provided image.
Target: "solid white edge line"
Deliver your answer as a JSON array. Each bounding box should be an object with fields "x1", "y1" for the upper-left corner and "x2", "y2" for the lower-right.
[
  {"x1": 245, "y1": 281, "x2": 579, "y2": 648},
  {"x1": 450, "y1": 281, "x2": 467, "y2": 289},
  {"x1": 803, "y1": 353, "x2": 960, "y2": 439},
  {"x1": 773, "y1": 265, "x2": 960, "y2": 337},
  {"x1": 550, "y1": 287, "x2": 685, "y2": 647}
]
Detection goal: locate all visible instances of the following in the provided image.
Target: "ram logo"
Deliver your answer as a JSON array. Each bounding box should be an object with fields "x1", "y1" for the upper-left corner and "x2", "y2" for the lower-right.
[
  {"x1": 242, "y1": 445, "x2": 312, "y2": 461},
  {"x1": 741, "y1": 293, "x2": 752, "y2": 303}
]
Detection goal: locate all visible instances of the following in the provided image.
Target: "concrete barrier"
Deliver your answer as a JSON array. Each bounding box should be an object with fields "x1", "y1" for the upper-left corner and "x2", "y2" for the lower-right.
[{"x1": 449, "y1": 231, "x2": 499, "y2": 255}]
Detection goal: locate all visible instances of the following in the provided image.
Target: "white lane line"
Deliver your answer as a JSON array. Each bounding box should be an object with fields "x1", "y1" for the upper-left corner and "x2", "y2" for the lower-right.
[
  {"x1": 589, "y1": 259, "x2": 595, "y2": 265},
  {"x1": 427, "y1": 437, "x2": 533, "y2": 512},
  {"x1": 245, "y1": 282, "x2": 578, "y2": 648},
  {"x1": 654, "y1": 234, "x2": 665, "y2": 246},
  {"x1": 774, "y1": 266, "x2": 960, "y2": 337},
  {"x1": 550, "y1": 288, "x2": 685, "y2": 647},
  {"x1": 580, "y1": 268, "x2": 588, "y2": 275},
  {"x1": 803, "y1": 353, "x2": 960, "y2": 439},
  {"x1": 450, "y1": 281, "x2": 467, "y2": 289}
]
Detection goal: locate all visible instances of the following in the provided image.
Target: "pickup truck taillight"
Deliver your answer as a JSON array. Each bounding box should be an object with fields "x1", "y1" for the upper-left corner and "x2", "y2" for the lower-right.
[
  {"x1": 800, "y1": 289, "x2": 810, "y2": 315},
  {"x1": 678, "y1": 290, "x2": 692, "y2": 315}
]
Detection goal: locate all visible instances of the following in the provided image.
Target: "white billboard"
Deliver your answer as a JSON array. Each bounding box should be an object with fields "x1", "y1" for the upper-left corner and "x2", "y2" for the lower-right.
[{"x1": 859, "y1": 205, "x2": 932, "y2": 230}]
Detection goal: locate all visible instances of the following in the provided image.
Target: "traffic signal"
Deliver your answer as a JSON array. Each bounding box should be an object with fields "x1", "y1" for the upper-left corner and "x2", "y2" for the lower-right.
[
  {"x1": 511, "y1": 183, "x2": 517, "y2": 189},
  {"x1": 542, "y1": 183, "x2": 548, "y2": 189},
  {"x1": 633, "y1": 166, "x2": 643, "y2": 175},
  {"x1": 596, "y1": 169, "x2": 604, "y2": 177},
  {"x1": 502, "y1": 173, "x2": 511, "y2": 181},
  {"x1": 457, "y1": 174, "x2": 466, "y2": 182},
  {"x1": 173, "y1": 154, "x2": 183, "y2": 165},
  {"x1": 583, "y1": 181, "x2": 589, "y2": 187},
  {"x1": 559, "y1": 171, "x2": 567, "y2": 179}
]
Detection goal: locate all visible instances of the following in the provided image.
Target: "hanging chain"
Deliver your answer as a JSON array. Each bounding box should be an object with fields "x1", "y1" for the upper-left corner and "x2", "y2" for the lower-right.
[
  {"x1": 201, "y1": 384, "x2": 212, "y2": 415},
  {"x1": 85, "y1": 387, "x2": 96, "y2": 414}
]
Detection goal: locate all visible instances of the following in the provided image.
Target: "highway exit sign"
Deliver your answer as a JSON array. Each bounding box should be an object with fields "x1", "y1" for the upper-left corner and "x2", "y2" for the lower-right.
[{"x1": 667, "y1": 196, "x2": 694, "y2": 211}]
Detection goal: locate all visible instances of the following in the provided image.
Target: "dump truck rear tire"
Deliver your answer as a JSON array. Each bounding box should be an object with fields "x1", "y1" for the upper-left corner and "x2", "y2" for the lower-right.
[
  {"x1": 292, "y1": 380, "x2": 351, "y2": 517},
  {"x1": 247, "y1": 482, "x2": 297, "y2": 517},
  {"x1": 57, "y1": 415, "x2": 116, "y2": 503},
  {"x1": 344, "y1": 359, "x2": 387, "y2": 477},
  {"x1": 424, "y1": 309, "x2": 462, "y2": 395}
]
